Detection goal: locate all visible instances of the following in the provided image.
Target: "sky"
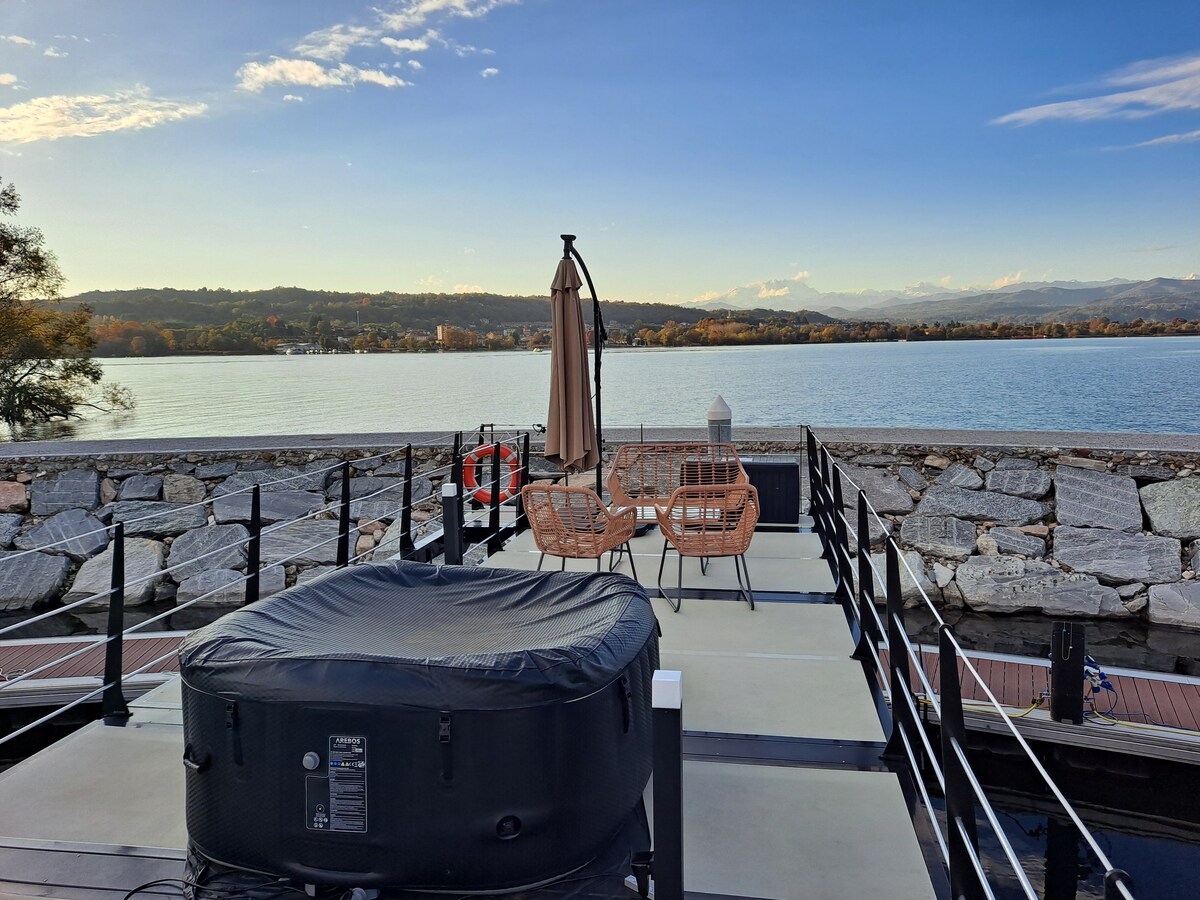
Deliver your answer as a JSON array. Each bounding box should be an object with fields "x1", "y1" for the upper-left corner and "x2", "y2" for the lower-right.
[{"x1": 0, "y1": 0, "x2": 1197, "y2": 304}]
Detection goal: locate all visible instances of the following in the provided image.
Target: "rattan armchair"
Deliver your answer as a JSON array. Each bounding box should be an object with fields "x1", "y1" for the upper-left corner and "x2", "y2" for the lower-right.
[
  {"x1": 655, "y1": 483, "x2": 759, "y2": 612},
  {"x1": 520, "y1": 484, "x2": 638, "y2": 577},
  {"x1": 607, "y1": 443, "x2": 748, "y2": 523}
]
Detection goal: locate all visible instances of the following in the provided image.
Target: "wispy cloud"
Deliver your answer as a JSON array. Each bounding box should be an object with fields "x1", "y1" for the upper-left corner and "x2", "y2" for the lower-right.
[
  {"x1": 454, "y1": 283, "x2": 484, "y2": 292},
  {"x1": 381, "y1": 34, "x2": 433, "y2": 53},
  {"x1": 293, "y1": 24, "x2": 377, "y2": 61},
  {"x1": 0, "y1": 86, "x2": 207, "y2": 144},
  {"x1": 988, "y1": 271, "x2": 1024, "y2": 289},
  {"x1": 237, "y1": 58, "x2": 409, "y2": 92},
  {"x1": 0, "y1": 34, "x2": 35, "y2": 47},
  {"x1": 758, "y1": 285, "x2": 790, "y2": 298},
  {"x1": 480, "y1": 67, "x2": 498, "y2": 78},
  {"x1": 377, "y1": 0, "x2": 519, "y2": 33},
  {"x1": 0, "y1": 74, "x2": 16, "y2": 87},
  {"x1": 407, "y1": 60, "x2": 423, "y2": 71},
  {"x1": 42, "y1": 46, "x2": 68, "y2": 59},
  {"x1": 1111, "y1": 128, "x2": 1200, "y2": 150},
  {"x1": 282, "y1": 94, "x2": 304, "y2": 102},
  {"x1": 993, "y1": 52, "x2": 1200, "y2": 125}
]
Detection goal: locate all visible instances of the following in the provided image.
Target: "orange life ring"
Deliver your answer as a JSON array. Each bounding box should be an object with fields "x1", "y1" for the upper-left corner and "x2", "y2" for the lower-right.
[{"x1": 463, "y1": 443, "x2": 522, "y2": 504}]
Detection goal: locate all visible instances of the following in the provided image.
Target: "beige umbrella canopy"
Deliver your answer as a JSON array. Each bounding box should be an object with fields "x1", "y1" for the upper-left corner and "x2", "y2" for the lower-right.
[{"x1": 544, "y1": 256, "x2": 600, "y2": 475}]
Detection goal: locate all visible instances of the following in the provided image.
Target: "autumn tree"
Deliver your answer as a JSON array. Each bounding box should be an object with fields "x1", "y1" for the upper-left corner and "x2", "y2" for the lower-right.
[{"x1": 0, "y1": 177, "x2": 132, "y2": 428}]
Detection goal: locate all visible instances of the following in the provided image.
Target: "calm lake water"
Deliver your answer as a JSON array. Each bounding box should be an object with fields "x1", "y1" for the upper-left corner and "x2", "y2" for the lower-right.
[{"x1": 16, "y1": 335, "x2": 1200, "y2": 441}]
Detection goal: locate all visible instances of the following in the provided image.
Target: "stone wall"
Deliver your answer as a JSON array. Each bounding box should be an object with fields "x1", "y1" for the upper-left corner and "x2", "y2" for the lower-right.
[{"x1": 814, "y1": 440, "x2": 1200, "y2": 631}]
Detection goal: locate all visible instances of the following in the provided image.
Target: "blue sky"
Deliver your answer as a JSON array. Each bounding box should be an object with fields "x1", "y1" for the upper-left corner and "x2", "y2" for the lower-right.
[{"x1": 1, "y1": 0, "x2": 1197, "y2": 303}]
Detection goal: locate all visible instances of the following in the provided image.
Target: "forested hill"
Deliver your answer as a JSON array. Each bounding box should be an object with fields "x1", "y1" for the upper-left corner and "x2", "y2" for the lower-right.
[{"x1": 64, "y1": 286, "x2": 835, "y2": 330}]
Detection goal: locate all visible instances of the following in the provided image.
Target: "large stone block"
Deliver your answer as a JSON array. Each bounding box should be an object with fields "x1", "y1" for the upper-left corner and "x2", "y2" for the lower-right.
[
  {"x1": 861, "y1": 548, "x2": 936, "y2": 608},
  {"x1": 1139, "y1": 478, "x2": 1200, "y2": 540},
  {"x1": 14, "y1": 508, "x2": 108, "y2": 560},
  {"x1": 176, "y1": 565, "x2": 285, "y2": 608},
  {"x1": 109, "y1": 500, "x2": 207, "y2": 537},
  {"x1": 976, "y1": 527, "x2": 1045, "y2": 558},
  {"x1": 1053, "y1": 467, "x2": 1141, "y2": 532},
  {"x1": 1053, "y1": 526, "x2": 1181, "y2": 585},
  {"x1": 0, "y1": 482, "x2": 28, "y2": 513},
  {"x1": 260, "y1": 520, "x2": 357, "y2": 566},
  {"x1": 0, "y1": 551, "x2": 72, "y2": 611},
  {"x1": 0, "y1": 513, "x2": 23, "y2": 547},
  {"x1": 162, "y1": 473, "x2": 206, "y2": 503},
  {"x1": 844, "y1": 508, "x2": 892, "y2": 556},
  {"x1": 994, "y1": 457, "x2": 1037, "y2": 470},
  {"x1": 899, "y1": 516, "x2": 976, "y2": 561},
  {"x1": 955, "y1": 556, "x2": 1120, "y2": 616},
  {"x1": 117, "y1": 474, "x2": 162, "y2": 501},
  {"x1": 328, "y1": 476, "x2": 434, "y2": 523},
  {"x1": 1114, "y1": 464, "x2": 1174, "y2": 482},
  {"x1": 213, "y1": 462, "x2": 332, "y2": 496},
  {"x1": 166, "y1": 524, "x2": 250, "y2": 580},
  {"x1": 31, "y1": 469, "x2": 100, "y2": 515},
  {"x1": 834, "y1": 464, "x2": 913, "y2": 514},
  {"x1": 897, "y1": 466, "x2": 927, "y2": 491},
  {"x1": 213, "y1": 490, "x2": 326, "y2": 524},
  {"x1": 915, "y1": 486, "x2": 1047, "y2": 526},
  {"x1": 985, "y1": 469, "x2": 1052, "y2": 499},
  {"x1": 936, "y1": 463, "x2": 983, "y2": 490},
  {"x1": 195, "y1": 461, "x2": 237, "y2": 480},
  {"x1": 65, "y1": 538, "x2": 165, "y2": 608},
  {"x1": 1148, "y1": 582, "x2": 1200, "y2": 630}
]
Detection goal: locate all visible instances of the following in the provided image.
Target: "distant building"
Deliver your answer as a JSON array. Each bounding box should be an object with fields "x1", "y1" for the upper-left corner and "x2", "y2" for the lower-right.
[{"x1": 436, "y1": 324, "x2": 449, "y2": 342}]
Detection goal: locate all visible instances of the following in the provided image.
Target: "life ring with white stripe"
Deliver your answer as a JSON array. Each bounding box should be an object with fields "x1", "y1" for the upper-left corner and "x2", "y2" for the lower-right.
[{"x1": 463, "y1": 443, "x2": 522, "y2": 504}]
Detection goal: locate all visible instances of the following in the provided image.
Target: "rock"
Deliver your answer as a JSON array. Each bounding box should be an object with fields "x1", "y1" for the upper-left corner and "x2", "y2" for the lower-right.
[
  {"x1": 853, "y1": 454, "x2": 897, "y2": 466},
  {"x1": 1148, "y1": 582, "x2": 1200, "y2": 629},
  {"x1": 1116, "y1": 582, "x2": 1145, "y2": 599},
  {"x1": 1124, "y1": 594, "x2": 1149, "y2": 614},
  {"x1": 955, "y1": 556, "x2": 1120, "y2": 616},
  {"x1": 109, "y1": 501, "x2": 207, "y2": 537},
  {"x1": 977, "y1": 527, "x2": 1045, "y2": 558},
  {"x1": 899, "y1": 515, "x2": 976, "y2": 561},
  {"x1": 865, "y1": 549, "x2": 936, "y2": 608},
  {"x1": 915, "y1": 486, "x2": 1047, "y2": 526},
  {"x1": 0, "y1": 513, "x2": 24, "y2": 547},
  {"x1": 1054, "y1": 456, "x2": 1108, "y2": 472},
  {"x1": 117, "y1": 474, "x2": 162, "y2": 501},
  {"x1": 14, "y1": 472, "x2": 32, "y2": 484},
  {"x1": 213, "y1": 463, "x2": 331, "y2": 496},
  {"x1": 176, "y1": 565, "x2": 285, "y2": 608},
  {"x1": 329, "y1": 476, "x2": 435, "y2": 522},
  {"x1": 933, "y1": 562, "x2": 955, "y2": 588},
  {"x1": 297, "y1": 565, "x2": 340, "y2": 584},
  {"x1": 213, "y1": 490, "x2": 325, "y2": 524},
  {"x1": 374, "y1": 519, "x2": 413, "y2": 558},
  {"x1": 14, "y1": 508, "x2": 108, "y2": 560},
  {"x1": 0, "y1": 482, "x2": 29, "y2": 513},
  {"x1": 936, "y1": 463, "x2": 984, "y2": 490},
  {"x1": 1053, "y1": 467, "x2": 1141, "y2": 532},
  {"x1": 1099, "y1": 593, "x2": 1135, "y2": 618},
  {"x1": 166, "y1": 524, "x2": 250, "y2": 580},
  {"x1": 260, "y1": 520, "x2": 356, "y2": 566},
  {"x1": 0, "y1": 551, "x2": 73, "y2": 611},
  {"x1": 845, "y1": 510, "x2": 892, "y2": 556},
  {"x1": 1189, "y1": 541, "x2": 1200, "y2": 574},
  {"x1": 1113, "y1": 464, "x2": 1174, "y2": 482},
  {"x1": 355, "y1": 533, "x2": 376, "y2": 556},
  {"x1": 1018, "y1": 524, "x2": 1050, "y2": 537},
  {"x1": 973, "y1": 456, "x2": 995, "y2": 472},
  {"x1": 924, "y1": 455, "x2": 951, "y2": 470},
  {"x1": 162, "y1": 474, "x2": 206, "y2": 503},
  {"x1": 941, "y1": 581, "x2": 965, "y2": 608},
  {"x1": 30, "y1": 469, "x2": 100, "y2": 514},
  {"x1": 99, "y1": 477, "x2": 118, "y2": 504},
  {"x1": 156, "y1": 582, "x2": 178, "y2": 605},
  {"x1": 994, "y1": 457, "x2": 1037, "y2": 470},
  {"x1": 195, "y1": 462, "x2": 238, "y2": 480},
  {"x1": 1052, "y1": 526, "x2": 1181, "y2": 585},
  {"x1": 985, "y1": 469, "x2": 1052, "y2": 499},
  {"x1": 65, "y1": 538, "x2": 165, "y2": 608},
  {"x1": 835, "y1": 465, "x2": 913, "y2": 514},
  {"x1": 1140, "y1": 479, "x2": 1200, "y2": 540},
  {"x1": 897, "y1": 466, "x2": 928, "y2": 491}
]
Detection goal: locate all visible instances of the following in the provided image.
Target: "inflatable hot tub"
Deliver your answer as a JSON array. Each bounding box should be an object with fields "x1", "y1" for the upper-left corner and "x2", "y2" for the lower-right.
[{"x1": 179, "y1": 560, "x2": 658, "y2": 893}]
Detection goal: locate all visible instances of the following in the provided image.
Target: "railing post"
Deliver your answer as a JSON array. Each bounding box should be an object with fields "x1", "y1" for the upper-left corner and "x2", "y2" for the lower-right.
[
  {"x1": 336, "y1": 460, "x2": 351, "y2": 567},
  {"x1": 1050, "y1": 621, "x2": 1086, "y2": 725},
  {"x1": 830, "y1": 465, "x2": 854, "y2": 602},
  {"x1": 101, "y1": 523, "x2": 130, "y2": 726},
  {"x1": 441, "y1": 482, "x2": 464, "y2": 565},
  {"x1": 245, "y1": 485, "x2": 261, "y2": 605},
  {"x1": 452, "y1": 432, "x2": 464, "y2": 524},
  {"x1": 852, "y1": 490, "x2": 876, "y2": 662},
  {"x1": 487, "y1": 439, "x2": 503, "y2": 555},
  {"x1": 400, "y1": 443, "x2": 415, "y2": 555},
  {"x1": 514, "y1": 432, "x2": 531, "y2": 534},
  {"x1": 939, "y1": 625, "x2": 983, "y2": 900},
  {"x1": 818, "y1": 450, "x2": 834, "y2": 561},
  {"x1": 882, "y1": 540, "x2": 914, "y2": 761},
  {"x1": 652, "y1": 670, "x2": 684, "y2": 900}
]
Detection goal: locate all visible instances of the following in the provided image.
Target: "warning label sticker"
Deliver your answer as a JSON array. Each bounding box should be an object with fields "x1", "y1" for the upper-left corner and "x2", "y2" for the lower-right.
[{"x1": 327, "y1": 735, "x2": 367, "y2": 833}]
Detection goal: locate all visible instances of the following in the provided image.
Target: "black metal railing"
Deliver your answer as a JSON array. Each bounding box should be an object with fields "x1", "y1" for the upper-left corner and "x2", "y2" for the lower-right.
[{"x1": 805, "y1": 427, "x2": 1135, "y2": 900}]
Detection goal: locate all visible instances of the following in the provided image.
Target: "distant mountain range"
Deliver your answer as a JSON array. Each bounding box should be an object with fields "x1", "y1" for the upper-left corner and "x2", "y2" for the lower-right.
[{"x1": 692, "y1": 277, "x2": 1200, "y2": 324}]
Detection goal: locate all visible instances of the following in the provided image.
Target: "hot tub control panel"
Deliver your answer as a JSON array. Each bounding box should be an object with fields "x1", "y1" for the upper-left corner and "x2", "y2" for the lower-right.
[{"x1": 305, "y1": 735, "x2": 368, "y2": 833}]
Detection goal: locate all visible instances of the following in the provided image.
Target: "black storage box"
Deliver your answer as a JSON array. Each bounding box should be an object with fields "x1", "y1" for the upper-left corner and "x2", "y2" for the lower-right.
[
  {"x1": 179, "y1": 561, "x2": 658, "y2": 893},
  {"x1": 741, "y1": 455, "x2": 801, "y2": 524}
]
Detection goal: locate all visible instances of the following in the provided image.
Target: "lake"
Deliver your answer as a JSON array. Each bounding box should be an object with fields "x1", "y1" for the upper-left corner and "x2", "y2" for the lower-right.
[{"x1": 16, "y1": 336, "x2": 1200, "y2": 441}]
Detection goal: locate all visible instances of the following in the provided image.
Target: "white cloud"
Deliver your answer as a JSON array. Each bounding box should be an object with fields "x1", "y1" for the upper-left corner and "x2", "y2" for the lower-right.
[
  {"x1": 293, "y1": 24, "x2": 377, "y2": 61},
  {"x1": 480, "y1": 67, "x2": 499, "y2": 78},
  {"x1": 1118, "y1": 128, "x2": 1200, "y2": 149},
  {"x1": 43, "y1": 47, "x2": 68, "y2": 58},
  {"x1": 989, "y1": 271, "x2": 1024, "y2": 289},
  {"x1": 0, "y1": 86, "x2": 207, "y2": 144},
  {"x1": 282, "y1": 94, "x2": 304, "y2": 102},
  {"x1": 407, "y1": 60, "x2": 423, "y2": 71},
  {"x1": 758, "y1": 286, "x2": 790, "y2": 298},
  {"x1": 378, "y1": 0, "x2": 519, "y2": 33},
  {"x1": 454, "y1": 283, "x2": 484, "y2": 292},
  {"x1": 938, "y1": 275, "x2": 953, "y2": 287},
  {"x1": 0, "y1": 74, "x2": 16, "y2": 87},
  {"x1": 237, "y1": 58, "x2": 409, "y2": 92},
  {"x1": 418, "y1": 274, "x2": 443, "y2": 288},
  {"x1": 381, "y1": 35, "x2": 432, "y2": 53},
  {"x1": 994, "y1": 52, "x2": 1200, "y2": 125},
  {"x1": 0, "y1": 35, "x2": 35, "y2": 47},
  {"x1": 792, "y1": 271, "x2": 810, "y2": 282}
]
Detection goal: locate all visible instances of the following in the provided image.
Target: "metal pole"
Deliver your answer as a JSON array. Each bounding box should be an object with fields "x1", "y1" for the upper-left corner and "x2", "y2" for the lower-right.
[
  {"x1": 400, "y1": 443, "x2": 414, "y2": 554},
  {"x1": 652, "y1": 671, "x2": 684, "y2": 900},
  {"x1": 336, "y1": 460, "x2": 351, "y2": 568},
  {"x1": 488, "y1": 439, "x2": 503, "y2": 555},
  {"x1": 852, "y1": 490, "x2": 876, "y2": 662},
  {"x1": 939, "y1": 625, "x2": 983, "y2": 900},
  {"x1": 441, "y1": 482, "x2": 463, "y2": 565},
  {"x1": 830, "y1": 465, "x2": 854, "y2": 602},
  {"x1": 101, "y1": 523, "x2": 130, "y2": 726},
  {"x1": 882, "y1": 540, "x2": 913, "y2": 761},
  {"x1": 1050, "y1": 622, "x2": 1086, "y2": 725},
  {"x1": 245, "y1": 485, "x2": 261, "y2": 605},
  {"x1": 452, "y1": 433, "x2": 464, "y2": 525},
  {"x1": 562, "y1": 234, "x2": 605, "y2": 498},
  {"x1": 515, "y1": 431, "x2": 531, "y2": 534}
]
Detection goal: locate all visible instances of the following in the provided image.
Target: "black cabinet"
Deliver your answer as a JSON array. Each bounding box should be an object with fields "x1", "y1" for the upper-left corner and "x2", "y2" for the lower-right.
[{"x1": 741, "y1": 455, "x2": 801, "y2": 525}]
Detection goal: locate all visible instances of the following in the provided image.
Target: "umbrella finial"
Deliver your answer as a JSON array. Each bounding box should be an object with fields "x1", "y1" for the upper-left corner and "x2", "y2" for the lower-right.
[{"x1": 560, "y1": 234, "x2": 576, "y2": 259}]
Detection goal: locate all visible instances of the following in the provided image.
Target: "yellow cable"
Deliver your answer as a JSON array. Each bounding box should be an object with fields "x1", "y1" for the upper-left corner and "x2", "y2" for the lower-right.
[{"x1": 1089, "y1": 708, "x2": 1200, "y2": 738}]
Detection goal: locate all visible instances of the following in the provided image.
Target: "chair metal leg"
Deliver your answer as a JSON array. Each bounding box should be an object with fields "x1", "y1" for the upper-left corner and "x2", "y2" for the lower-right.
[
  {"x1": 700, "y1": 556, "x2": 709, "y2": 576},
  {"x1": 736, "y1": 554, "x2": 755, "y2": 611},
  {"x1": 655, "y1": 542, "x2": 680, "y2": 613},
  {"x1": 597, "y1": 556, "x2": 602, "y2": 572},
  {"x1": 560, "y1": 556, "x2": 567, "y2": 571},
  {"x1": 537, "y1": 553, "x2": 545, "y2": 571},
  {"x1": 625, "y1": 543, "x2": 638, "y2": 581},
  {"x1": 676, "y1": 553, "x2": 685, "y2": 613}
]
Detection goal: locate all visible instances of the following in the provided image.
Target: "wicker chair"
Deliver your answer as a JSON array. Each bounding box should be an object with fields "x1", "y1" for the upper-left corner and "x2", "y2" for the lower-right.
[
  {"x1": 655, "y1": 483, "x2": 759, "y2": 612},
  {"x1": 520, "y1": 484, "x2": 638, "y2": 577},
  {"x1": 607, "y1": 443, "x2": 748, "y2": 523}
]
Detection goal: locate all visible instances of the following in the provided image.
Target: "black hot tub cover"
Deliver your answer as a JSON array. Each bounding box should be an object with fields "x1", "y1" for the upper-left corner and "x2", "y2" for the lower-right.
[{"x1": 178, "y1": 561, "x2": 656, "y2": 709}]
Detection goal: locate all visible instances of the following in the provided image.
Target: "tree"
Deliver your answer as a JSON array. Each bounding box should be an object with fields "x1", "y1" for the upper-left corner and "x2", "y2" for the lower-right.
[{"x1": 0, "y1": 177, "x2": 132, "y2": 428}]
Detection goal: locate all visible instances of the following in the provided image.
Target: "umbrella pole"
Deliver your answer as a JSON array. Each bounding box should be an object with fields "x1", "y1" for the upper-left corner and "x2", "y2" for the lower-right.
[{"x1": 561, "y1": 235, "x2": 606, "y2": 498}]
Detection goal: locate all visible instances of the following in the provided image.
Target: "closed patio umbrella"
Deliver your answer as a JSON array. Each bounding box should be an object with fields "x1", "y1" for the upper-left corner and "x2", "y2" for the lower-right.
[{"x1": 544, "y1": 242, "x2": 601, "y2": 480}]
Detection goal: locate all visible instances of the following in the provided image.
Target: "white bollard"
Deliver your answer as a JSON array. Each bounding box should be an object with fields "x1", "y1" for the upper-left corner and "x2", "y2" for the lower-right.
[{"x1": 707, "y1": 395, "x2": 732, "y2": 444}]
